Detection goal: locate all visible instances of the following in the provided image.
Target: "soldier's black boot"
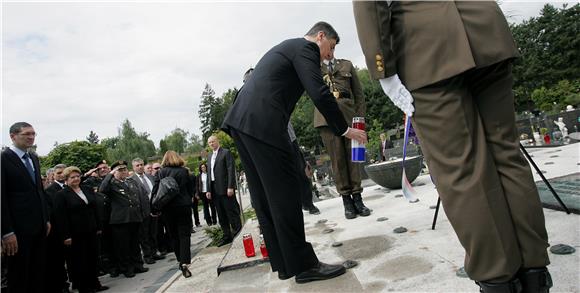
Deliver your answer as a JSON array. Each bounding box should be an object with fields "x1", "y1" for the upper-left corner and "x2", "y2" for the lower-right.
[
  {"x1": 476, "y1": 278, "x2": 522, "y2": 293},
  {"x1": 352, "y1": 193, "x2": 371, "y2": 216},
  {"x1": 341, "y1": 195, "x2": 357, "y2": 219},
  {"x1": 517, "y1": 267, "x2": 552, "y2": 293}
]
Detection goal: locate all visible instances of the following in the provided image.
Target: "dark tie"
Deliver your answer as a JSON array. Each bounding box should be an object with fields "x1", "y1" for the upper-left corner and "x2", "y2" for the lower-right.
[
  {"x1": 22, "y1": 153, "x2": 36, "y2": 183},
  {"x1": 140, "y1": 175, "x2": 151, "y2": 194},
  {"x1": 328, "y1": 61, "x2": 333, "y2": 74}
]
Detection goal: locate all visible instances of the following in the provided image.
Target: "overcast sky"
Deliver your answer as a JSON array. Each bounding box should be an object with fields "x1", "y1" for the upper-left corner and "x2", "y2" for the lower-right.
[{"x1": 2, "y1": 1, "x2": 576, "y2": 155}]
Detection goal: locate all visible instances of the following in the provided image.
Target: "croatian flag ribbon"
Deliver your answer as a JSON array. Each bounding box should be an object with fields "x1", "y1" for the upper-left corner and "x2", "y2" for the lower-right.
[{"x1": 401, "y1": 115, "x2": 419, "y2": 203}]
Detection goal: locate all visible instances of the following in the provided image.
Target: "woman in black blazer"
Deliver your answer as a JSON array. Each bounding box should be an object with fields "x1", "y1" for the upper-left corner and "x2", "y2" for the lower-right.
[
  {"x1": 55, "y1": 166, "x2": 102, "y2": 293},
  {"x1": 152, "y1": 151, "x2": 193, "y2": 278},
  {"x1": 196, "y1": 163, "x2": 217, "y2": 226}
]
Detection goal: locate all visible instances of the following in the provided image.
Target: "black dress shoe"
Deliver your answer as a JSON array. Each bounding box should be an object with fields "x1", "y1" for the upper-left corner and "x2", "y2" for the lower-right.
[
  {"x1": 109, "y1": 270, "x2": 119, "y2": 278},
  {"x1": 295, "y1": 262, "x2": 346, "y2": 284},
  {"x1": 134, "y1": 266, "x2": 149, "y2": 273},
  {"x1": 217, "y1": 238, "x2": 233, "y2": 247},
  {"x1": 308, "y1": 205, "x2": 321, "y2": 215},
  {"x1": 95, "y1": 285, "x2": 109, "y2": 292},
  {"x1": 152, "y1": 253, "x2": 166, "y2": 260},
  {"x1": 144, "y1": 258, "x2": 156, "y2": 264},
  {"x1": 123, "y1": 269, "x2": 136, "y2": 278},
  {"x1": 278, "y1": 271, "x2": 293, "y2": 280}
]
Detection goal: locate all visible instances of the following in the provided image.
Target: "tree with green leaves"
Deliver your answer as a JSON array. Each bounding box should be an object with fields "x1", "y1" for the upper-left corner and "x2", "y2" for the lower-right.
[
  {"x1": 290, "y1": 95, "x2": 324, "y2": 153},
  {"x1": 198, "y1": 84, "x2": 239, "y2": 142},
  {"x1": 510, "y1": 3, "x2": 580, "y2": 111},
  {"x1": 159, "y1": 128, "x2": 189, "y2": 155},
  {"x1": 106, "y1": 119, "x2": 156, "y2": 162},
  {"x1": 86, "y1": 130, "x2": 99, "y2": 144},
  {"x1": 41, "y1": 141, "x2": 107, "y2": 172}
]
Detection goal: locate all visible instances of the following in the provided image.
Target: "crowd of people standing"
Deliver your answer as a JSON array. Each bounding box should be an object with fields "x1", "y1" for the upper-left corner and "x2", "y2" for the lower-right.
[{"x1": 1, "y1": 122, "x2": 244, "y2": 293}]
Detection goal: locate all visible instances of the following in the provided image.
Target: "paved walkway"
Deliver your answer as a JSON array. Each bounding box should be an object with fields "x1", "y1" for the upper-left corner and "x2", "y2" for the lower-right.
[{"x1": 160, "y1": 143, "x2": 579, "y2": 292}]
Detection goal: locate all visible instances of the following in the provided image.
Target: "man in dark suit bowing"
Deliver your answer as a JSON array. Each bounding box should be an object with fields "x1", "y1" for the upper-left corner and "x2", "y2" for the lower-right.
[
  {"x1": 1, "y1": 122, "x2": 51, "y2": 293},
  {"x1": 222, "y1": 22, "x2": 367, "y2": 284},
  {"x1": 205, "y1": 135, "x2": 241, "y2": 247}
]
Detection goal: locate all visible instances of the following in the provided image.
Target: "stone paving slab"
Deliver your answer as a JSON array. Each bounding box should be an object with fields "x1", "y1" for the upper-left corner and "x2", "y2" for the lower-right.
[{"x1": 162, "y1": 143, "x2": 579, "y2": 292}]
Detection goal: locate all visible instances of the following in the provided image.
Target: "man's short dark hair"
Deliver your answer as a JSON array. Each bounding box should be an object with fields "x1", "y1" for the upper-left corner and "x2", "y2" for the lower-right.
[
  {"x1": 9, "y1": 122, "x2": 32, "y2": 135},
  {"x1": 305, "y1": 21, "x2": 340, "y2": 44}
]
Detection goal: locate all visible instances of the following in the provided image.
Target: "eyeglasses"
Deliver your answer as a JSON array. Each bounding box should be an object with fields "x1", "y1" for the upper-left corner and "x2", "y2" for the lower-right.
[{"x1": 18, "y1": 132, "x2": 37, "y2": 137}]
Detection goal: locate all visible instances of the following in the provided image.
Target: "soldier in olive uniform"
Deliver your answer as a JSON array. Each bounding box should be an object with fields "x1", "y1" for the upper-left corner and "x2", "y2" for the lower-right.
[
  {"x1": 314, "y1": 57, "x2": 370, "y2": 219},
  {"x1": 98, "y1": 160, "x2": 148, "y2": 278},
  {"x1": 353, "y1": 2, "x2": 551, "y2": 292}
]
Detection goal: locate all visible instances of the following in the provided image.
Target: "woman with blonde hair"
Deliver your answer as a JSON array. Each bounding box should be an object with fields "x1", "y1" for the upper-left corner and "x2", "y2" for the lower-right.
[
  {"x1": 55, "y1": 166, "x2": 105, "y2": 292},
  {"x1": 152, "y1": 151, "x2": 194, "y2": 277}
]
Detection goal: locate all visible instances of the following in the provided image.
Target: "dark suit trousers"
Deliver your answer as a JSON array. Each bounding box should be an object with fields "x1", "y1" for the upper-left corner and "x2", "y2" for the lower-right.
[
  {"x1": 230, "y1": 129, "x2": 318, "y2": 276},
  {"x1": 69, "y1": 232, "x2": 97, "y2": 292},
  {"x1": 319, "y1": 126, "x2": 363, "y2": 196},
  {"x1": 410, "y1": 60, "x2": 550, "y2": 282},
  {"x1": 163, "y1": 206, "x2": 192, "y2": 265},
  {"x1": 201, "y1": 195, "x2": 217, "y2": 225},
  {"x1": 139, "y1": 216, "x2": 159, "y2": 258},
  {"x1": 110, "y1": 223, "x2": 141, "y2": 272},
  {"x1": 6, "y1": 233, "x2": 46, "y2": 293},
  {"x1": 291, "y1": 140, "x2": 315, "y2": 208},
  {"x1": 191, "y1": 197, "x2": 200, "y2": 226},
  {"x1": 45, "y1": 232, "x2": 68, "y2": 292},
  {"x1": 210, "y1": 182, "x2": 241, "y2": 240}
]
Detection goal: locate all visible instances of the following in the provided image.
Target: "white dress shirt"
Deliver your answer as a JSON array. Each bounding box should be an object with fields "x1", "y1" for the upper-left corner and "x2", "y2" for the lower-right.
[
  {"x1": 210, "y1": 148, "x2": 220, "y2": 182},
  {"x1": 201, "y1": 172, "x2": 208, "y2": 193}
]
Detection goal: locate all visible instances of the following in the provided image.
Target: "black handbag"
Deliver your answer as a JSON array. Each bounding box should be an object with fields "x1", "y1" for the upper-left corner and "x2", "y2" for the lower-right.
[{"x1": 152, "y1": 176, "x2": 180, "y2": 210}]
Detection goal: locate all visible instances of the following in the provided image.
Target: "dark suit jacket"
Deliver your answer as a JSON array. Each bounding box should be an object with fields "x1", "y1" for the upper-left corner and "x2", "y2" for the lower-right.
[
  {"x1": 222, "y1": 38, "x2": 348, "y2": 150},
  {"x1": 1, "y1": 148, "x2": 49, "y2": 237},
  {"x1": 54, "y1": 186, "x2": 100, "y2": 241},
  {"x1": 45, "y1": 182, "x2": 64, "y2": 199},
  {"x1": 151, "y1": 166, "x2": 193, "y2": 209},
  {"x1": 129, "y1": 173, "x2": 154, "y2": 218},
  {"x1": 206, "y1": 148, "x2": 235, "y2": 195}
]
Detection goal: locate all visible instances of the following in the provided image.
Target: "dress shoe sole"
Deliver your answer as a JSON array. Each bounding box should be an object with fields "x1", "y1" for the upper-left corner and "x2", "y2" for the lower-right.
[
  {"x1": 345, "y1": 214, "x2": 357, "y2": 219},
  {"x1": 295, "y1": 267, "x2": 346, "y2": 284}
]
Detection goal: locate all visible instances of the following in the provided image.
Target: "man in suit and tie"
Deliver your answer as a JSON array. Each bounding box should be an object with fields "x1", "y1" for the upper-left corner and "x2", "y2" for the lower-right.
[
  {"x1": 314, "y1": 56, "x2": 370, "y2": 220},
  {"x1": 1, "y1": 122, "x2": 51, "y2": 293},
  {"x1": 353, "y1": 2, "x2": 551, "y2": 292},
  {"x1": 130, "y1": 158, "x2": 164, "y2": 264},
  {"x1": 44, "y1": 164, "x2": 71, "y2": 293},
  {"x1": 205, "y1": 135, "x2": 241, "y2": 246},
  {"x1": 222, "y1": 22, "x2": 367, "y2": 284}
]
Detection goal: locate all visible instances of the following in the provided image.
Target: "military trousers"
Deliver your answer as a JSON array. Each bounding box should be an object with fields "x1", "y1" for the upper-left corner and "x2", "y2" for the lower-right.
[
  {"x1": 318, "y1": 126, "x2": 363, "y2": 196},
  {"x1": 410, "y1": 60, "x2": 550, "y2": 282}
]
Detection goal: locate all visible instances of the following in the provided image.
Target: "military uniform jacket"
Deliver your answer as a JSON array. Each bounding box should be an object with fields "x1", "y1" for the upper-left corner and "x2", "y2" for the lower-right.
[
  {"x1": 99, "y1": 173, "x2": 143, "y2": 224},
  {"x1": 353, "y1": 1, "x2": 519, "y2": 91},
  {"x1": 314, "y1": 59, "x2": 366, "y2": 128}
]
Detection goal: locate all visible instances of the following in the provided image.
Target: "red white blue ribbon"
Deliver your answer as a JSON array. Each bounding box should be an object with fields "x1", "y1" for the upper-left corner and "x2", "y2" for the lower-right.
[{"x1": 401, "y1": 115, "x2": 419, "y2": 203}]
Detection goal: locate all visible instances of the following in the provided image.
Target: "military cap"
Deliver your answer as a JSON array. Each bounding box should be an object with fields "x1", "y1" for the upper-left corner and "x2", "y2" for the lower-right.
[
  {"x1": 110, "y1": 160, "x2": 127, "y2": 169},
  {"x1": 94, "y1": 160, "x2": 108, "y2": 169}
]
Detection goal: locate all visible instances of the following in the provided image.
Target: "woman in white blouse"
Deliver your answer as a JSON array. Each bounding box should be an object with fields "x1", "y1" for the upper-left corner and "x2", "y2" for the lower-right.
[
  {"x1": 55, "y1": 166, "x2": 102, "y2": 293},
  {"x1": 196, "y1": 163, "x2": 217, "y2": 226}
]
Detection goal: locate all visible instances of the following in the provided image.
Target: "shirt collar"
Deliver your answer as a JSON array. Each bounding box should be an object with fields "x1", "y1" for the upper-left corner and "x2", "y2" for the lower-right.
[{"x1": 9, "y1": 145, "x2": 27, "y2": 159}]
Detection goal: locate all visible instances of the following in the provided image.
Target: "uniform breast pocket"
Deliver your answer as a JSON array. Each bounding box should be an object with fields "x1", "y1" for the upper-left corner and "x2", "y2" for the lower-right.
[{"x1": 339, "y1": 70, "x2": 352, "y2": 78}]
